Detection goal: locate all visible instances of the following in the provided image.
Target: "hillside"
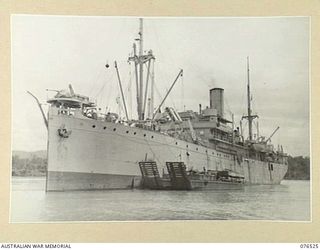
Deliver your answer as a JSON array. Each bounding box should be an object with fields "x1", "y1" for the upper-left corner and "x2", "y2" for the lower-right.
[
  {"x1": 284, "y1": 156, "x2": 310, "y2": 180},
  {"x1": 13, "y1": 150, "x2": 47, "y2": 159},
  {"x1": 12, "y1": 150, "x2": 47, "y2": 176}
]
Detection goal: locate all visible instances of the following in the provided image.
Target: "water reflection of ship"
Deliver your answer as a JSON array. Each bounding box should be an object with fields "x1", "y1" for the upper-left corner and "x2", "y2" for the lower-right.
[{"x1": 28, "y1": 18, "x2": 288, "y2": 191}]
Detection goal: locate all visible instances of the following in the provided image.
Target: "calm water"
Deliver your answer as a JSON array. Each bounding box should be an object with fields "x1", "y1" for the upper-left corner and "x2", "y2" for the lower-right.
[{"x1": 10, "y1": 177, "x2": 310, "y2": 222}]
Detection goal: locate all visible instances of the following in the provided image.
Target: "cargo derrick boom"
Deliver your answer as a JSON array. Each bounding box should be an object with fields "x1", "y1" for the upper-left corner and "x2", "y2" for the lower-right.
[{"x1": 41, "y1": 18, "x2": 288, "y2": 191}]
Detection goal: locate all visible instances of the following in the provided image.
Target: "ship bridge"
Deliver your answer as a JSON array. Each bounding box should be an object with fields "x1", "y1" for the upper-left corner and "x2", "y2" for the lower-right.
[
  {"x1": 47, "y1": 84, "x2": 98, "y2": 119},
  {"x1": 47, "y1": 84, "x2": 96, "y2": 109}
]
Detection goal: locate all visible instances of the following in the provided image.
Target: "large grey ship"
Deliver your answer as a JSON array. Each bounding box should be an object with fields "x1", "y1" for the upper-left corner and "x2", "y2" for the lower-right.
[{"x1": 31, "y1": 19, "x2": 288, "y2": 191}]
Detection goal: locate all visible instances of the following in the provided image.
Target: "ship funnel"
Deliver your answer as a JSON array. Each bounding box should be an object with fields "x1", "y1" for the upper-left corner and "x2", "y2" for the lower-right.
[{"x1": 210, "y1": 88, "x2": 224, "y2": 118}]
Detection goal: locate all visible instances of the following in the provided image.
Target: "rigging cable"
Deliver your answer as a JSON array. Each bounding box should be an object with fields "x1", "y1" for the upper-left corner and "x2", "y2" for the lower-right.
[
  {"x1": 88, "y1": 18, "x2": 128, "y2": 98},
  {"x1": 88, "y1": 65, "x2": 104, "y2": 97},
  {"x1": 105, "y1": 71, "x2": 116, "y2": 112},
  {"x1": 149, "y1": 21, "x2": 180, "y2": 111},
  {"x1": 94, "y1": 67, "x2": 114, "y2": 105}
]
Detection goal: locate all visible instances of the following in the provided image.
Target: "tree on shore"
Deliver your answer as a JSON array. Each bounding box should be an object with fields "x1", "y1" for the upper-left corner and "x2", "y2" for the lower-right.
[
  {"x1": 12, "y1": 155, "x2": 46, "y2": 176},
  {"x1": 285, "y1": 156, "x2": 310, "y2": 180},
  {"x1": 11, "y1": 152, "x2": 310, "y2": 180}
]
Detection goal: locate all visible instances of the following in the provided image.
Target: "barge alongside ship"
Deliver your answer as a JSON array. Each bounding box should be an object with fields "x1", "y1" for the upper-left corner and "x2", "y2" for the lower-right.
[
  {"x1": 139, "y1": 161, "x2": 245, "y2": 190},
  {"x1": 29, "y1": 18, "x2": 288, "y2": 191}
]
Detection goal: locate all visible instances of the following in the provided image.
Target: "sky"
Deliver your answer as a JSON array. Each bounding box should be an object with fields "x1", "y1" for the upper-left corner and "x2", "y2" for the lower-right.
[{"x1": 11, "y1": 15, "x2": 310, "y2": 156}]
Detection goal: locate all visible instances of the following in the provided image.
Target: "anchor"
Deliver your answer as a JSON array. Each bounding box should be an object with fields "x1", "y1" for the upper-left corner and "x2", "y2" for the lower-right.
[{"x1": 58, "y1": 124, "x2": 72, "y2": 138}]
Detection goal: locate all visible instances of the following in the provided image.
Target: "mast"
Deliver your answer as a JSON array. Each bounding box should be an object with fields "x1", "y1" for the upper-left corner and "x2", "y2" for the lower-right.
[
  {"x1": 247, "y1": 56, "x2": 253, "y2": 141},
  {"x1": 232, "y1": 113, "x2": 234, "y2": 144},
  {"x1": 133, "y1": 43, "x2": 140, "y2": 119},
  {"x1": 242, "y1": 56, "x2": 258, "y2": 141},
  {"x1": 138, "y1": 18, "x2": 144, "y2": 120},
  {"x1": 150, "y1": 59, "x2": 155, "y2": 118},
  {"x1": 114, "y1": 61, "x2": 129, "y2": 121},
  {"x1": 128, "y1": 18, "x2": 155, "y2": 121}
]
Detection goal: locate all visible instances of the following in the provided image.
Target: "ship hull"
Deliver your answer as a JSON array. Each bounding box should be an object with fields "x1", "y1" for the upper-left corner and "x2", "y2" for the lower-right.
[
  {"x1": 46, "y1": 171, "x2": 139, "y2": 191},
  {"x1": 46, "y1": 109, "x2": 288, "y2": 191}
]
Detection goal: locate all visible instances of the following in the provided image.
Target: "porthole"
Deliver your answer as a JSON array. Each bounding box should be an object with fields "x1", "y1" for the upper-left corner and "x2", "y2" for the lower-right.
[
  {"x1": 144, "y1": 134, "x2": 146, "y2": 137},
  {"x1": 175, "y1": 142, "x2": 178, "y2": 145},
  {"x1": 186, "y1": 145, "x2": 189, "y2": 148},
  {"x1": 113, "y1": 128, "x2": 116, "y2": 131},
  {"x1": 92, "y1": 125, "x2": 96, "y2": 128},
  {"x1": 134, "y1": 132, "x2": 137, "y2": 135},
  {"x1": 196, "y1": 148, "x2": 198, "y2": 151},
  {"x1": 103, "y1": 126, "x2": 106, "y2": 130},
  {"x1": 151, "y1": 135, "x2": 154, "y2": 139},
  {"x1": 126, "y1": 131, "x2": 129, "y2": 133}
]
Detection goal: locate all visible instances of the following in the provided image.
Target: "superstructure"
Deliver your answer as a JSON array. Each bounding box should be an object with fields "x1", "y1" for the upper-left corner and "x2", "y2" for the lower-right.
[{"x1": 29, "y1": 19, "x2": 288, "y2": 191}]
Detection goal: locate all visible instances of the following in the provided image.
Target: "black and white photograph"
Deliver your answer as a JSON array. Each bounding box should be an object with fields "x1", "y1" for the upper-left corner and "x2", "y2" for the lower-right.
[{"x1": 11, "y1": 15, "x2": 310, "y2": 222}]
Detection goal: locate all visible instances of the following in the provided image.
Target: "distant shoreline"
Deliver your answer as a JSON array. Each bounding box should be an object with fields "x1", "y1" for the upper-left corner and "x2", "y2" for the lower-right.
[{"x1": 11, "y1": 150, "x2": 310, "y2": 180}]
